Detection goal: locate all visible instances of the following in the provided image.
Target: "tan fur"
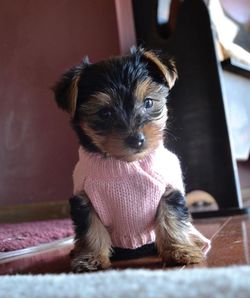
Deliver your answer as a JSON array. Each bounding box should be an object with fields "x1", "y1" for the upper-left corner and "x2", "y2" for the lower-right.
[
  {"x1": 69, "y1": 75, "x2": 81, "y2": 117},
  {"x1": 82, "y1": 122, "x2": 137, "y2": 161},
  {"x1": 81, "y1": 125, "x2": 147, "y2": 161},
  {"x1": 102, "y1": 133, "x2": 129, "y2": 158},
  {"x1": 134, "y1": 79, "x2": 169, "y2": 102},
  {"x1": 142, "y1": 122, "x2": 165, "y2": 150},
  {"x1": 100, "y1": 132, "x2": 147, "y2": 161},
  {"x1": 92, "y1": 92, "x2": 111, "y2": 105},
  {"x1": 134, "y1": 78, "x2": 153, "y2": 101},
  {"x1": 71, "y1": 198, "x2": 112, "y2": 272},
  {"x1": 143, "y1": 51, "x2": 177, "y2": 89},
  {"x1": 81, "y1": 123, "x2": 106, "y2": 149},
  {"x1": 80, "y1": 92, "x2": 112, "y2": 115},
  {"x1": 155, "y1": 191, "x2": 207, "y2": 265}
]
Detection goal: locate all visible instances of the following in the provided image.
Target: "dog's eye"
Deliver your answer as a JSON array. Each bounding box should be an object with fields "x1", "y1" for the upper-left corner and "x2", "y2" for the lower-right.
[
  {"x1": 98, "y1": 107, "x2": 113, "y2": 119},
  {"x1": 144, "y1": 98, "x2": 154, "y2": 109}
]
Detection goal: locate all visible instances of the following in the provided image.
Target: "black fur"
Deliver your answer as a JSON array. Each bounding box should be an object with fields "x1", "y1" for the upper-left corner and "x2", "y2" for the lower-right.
[
  {"x1": 163, "y1": 190, "x2": 190, "y2": 222},
  {"x1": 69, "y1": 196, "x2": 91, "y2": 237},
  {"x1": 111, "y1": 243, "x2": 157, "y2": 261},
  {"x1": 53, "y1": 65, "x2": 84, "y2": 113}
]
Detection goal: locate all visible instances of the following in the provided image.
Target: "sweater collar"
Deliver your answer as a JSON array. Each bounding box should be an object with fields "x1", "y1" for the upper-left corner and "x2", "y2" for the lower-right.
[{"x1": 78, "y1": 142, "x2": 165, "y2": 177}]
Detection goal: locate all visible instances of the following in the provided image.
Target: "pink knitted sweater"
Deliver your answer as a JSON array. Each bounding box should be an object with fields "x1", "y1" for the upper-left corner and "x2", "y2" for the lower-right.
[{"x1": 73, "y1": 142, "x2": 184, "y2": 249}]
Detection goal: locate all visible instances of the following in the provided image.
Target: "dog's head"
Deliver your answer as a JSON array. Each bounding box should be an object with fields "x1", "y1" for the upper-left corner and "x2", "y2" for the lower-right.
[{"x1": 53, "y1": 48, "x2": 177, "y2": 161}]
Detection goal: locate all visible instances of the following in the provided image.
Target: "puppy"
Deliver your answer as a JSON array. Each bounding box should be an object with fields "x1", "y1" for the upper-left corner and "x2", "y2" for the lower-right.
[{"x1": 53, "y1": 48, "x2": 211, "y2": 272}]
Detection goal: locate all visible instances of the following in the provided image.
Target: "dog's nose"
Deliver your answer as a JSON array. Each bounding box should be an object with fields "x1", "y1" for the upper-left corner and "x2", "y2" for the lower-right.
[{"x1": 125, "y1": 132, "x2": 145, "y2": 150}]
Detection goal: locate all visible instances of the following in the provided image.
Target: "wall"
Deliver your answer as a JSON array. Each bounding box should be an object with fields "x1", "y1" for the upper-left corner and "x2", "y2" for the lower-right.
[{"x1": 0, "y1": 0, "x2": 135, "y2": 206}]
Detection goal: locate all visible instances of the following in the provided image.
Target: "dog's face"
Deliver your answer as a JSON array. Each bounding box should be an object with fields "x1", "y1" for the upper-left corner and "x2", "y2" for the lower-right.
[{"x1": 54, "y1": 49, "x2": 177, "y2": 161}]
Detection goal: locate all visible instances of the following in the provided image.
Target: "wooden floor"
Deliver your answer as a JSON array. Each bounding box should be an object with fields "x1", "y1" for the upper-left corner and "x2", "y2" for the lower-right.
[{"x1": 0, "y1": 214, "x2": 249, "y2": 275}]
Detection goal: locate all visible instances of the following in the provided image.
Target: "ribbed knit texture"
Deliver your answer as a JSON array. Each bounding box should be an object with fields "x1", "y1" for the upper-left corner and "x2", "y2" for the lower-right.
[{"x1": 73, "y1": 142, "x2": 184, "y2": 249}]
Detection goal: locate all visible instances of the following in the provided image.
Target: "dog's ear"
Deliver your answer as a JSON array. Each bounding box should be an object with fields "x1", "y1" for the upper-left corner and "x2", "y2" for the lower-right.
[
  {"x1": 142, "y1": 50, "x2": 177, "y2": 89},
  {"x1": 53, "y1": 57, "x2": 90, "y2": 117}
]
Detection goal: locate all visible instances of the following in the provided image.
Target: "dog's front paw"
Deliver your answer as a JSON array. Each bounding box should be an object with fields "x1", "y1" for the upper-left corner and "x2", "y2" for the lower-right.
[
  {"x1": 71, "y1": 254, "x2": 111, "y2": 273},
  {"x1": 159, "y1": 243, "x2": 205, "y2": 265},
  {"x1": 157, "y1": 227, "x2": 211, "y2": 265},
  {"x1": 188, "y1": 224, "x2": 211, "y2": 255},
  {"x1": 159, "y1": 227, "x2": 211, "y2": 265},
  {"x1": 169, "y1": 244, "x2": 205, "y2": 265}
]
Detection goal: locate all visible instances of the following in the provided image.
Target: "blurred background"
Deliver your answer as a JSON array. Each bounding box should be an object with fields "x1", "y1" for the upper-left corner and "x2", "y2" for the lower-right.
[{"x1": 0, "y1": 0, "x2": 249, "y2": 223}]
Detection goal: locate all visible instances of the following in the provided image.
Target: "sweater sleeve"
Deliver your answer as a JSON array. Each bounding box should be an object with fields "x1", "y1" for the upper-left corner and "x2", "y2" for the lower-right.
[
  {"x1": 155, "y1": 147, "x2": 185, "y2": 195},
  {"x1": 166, "y1": 151, "x2": 185, "y2": 195},
  {"x1": 72, "y1": 148, "x2": 86, "y2": 195}
]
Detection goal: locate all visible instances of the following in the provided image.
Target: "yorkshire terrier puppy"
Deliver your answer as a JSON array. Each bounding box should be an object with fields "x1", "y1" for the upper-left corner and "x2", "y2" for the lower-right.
[{"x1": 53, "y1": 48, "x2": 211, "y2": 272}]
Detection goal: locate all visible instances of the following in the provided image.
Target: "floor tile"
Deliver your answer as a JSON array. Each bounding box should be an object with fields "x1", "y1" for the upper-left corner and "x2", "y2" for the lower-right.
[{"x1": 205, "y1": 215, "x2": 250, "y2": 267}]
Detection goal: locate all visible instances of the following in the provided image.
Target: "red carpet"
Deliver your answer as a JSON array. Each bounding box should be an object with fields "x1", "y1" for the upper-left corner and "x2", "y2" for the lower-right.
[{"x1": 0, "y1": 219, "x2": 74, "y2": 252}]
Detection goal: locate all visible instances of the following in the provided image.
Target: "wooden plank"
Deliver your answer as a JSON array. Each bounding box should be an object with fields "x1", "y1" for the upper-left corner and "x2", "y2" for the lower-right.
[{"x1": 0, "y1": 201, "x2": 69, "y2": 223}]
